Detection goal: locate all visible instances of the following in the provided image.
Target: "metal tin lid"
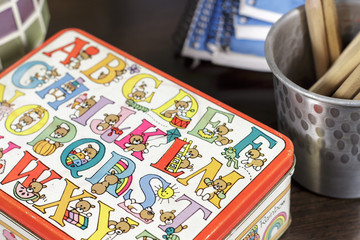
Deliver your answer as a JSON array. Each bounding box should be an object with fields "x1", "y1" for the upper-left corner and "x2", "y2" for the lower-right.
[{"x1": 0, "y1": 29, "x2": 294, "y2": 240}]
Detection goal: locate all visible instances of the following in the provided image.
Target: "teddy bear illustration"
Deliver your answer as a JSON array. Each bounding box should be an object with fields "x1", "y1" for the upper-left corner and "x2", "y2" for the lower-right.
[
  {"x1": 177, "y1": 145, "x2": 202, "y2": 170},
  {"x1": 91, "y1": 170, "x2": 121, "y2": 195},
  {"x1": 42, "y1": 123, "x2": 70, "y2": 148},
  {"x1": 241, "y1": 148, "x2": 267, "y2": 171},
  {"x1": 97, "y1": 114, "x2": 121, "y2": 131},
  {"x1": 196, "y1": 176, "x2": 232, "y2": 201},
  {"x1": 98, "y1": 69, "x2": 126, "y2": 84},
  {"x1": 79, "y1": 144, "x2": 98, "y2": 161},
  {"x1": 160, "y1": 210, "x2": 188, "y2": 233},
  {"x1": 33, "y1": 67, "x2": 60, "y2": 85},
  {"x1": 0, "y1": 100, "x2": 14, "y2": 120},
  {"x1": 27, "y1": 105, "x2": 46, "y2": 120},
  {"x1": 214, "y1": 123, "x2": 233, "y2": 146},
  {"x1": 65, "y1": 47, "x2": 99, "y2": 70},
  {"x1": 50, "y1": 124, "x2": 70, "y2": 139},
  {"x1": 106, "y1": 218, "x2": 135, "y2": 237},
  {"x1": 162, "y1": 100, "x2": 192, "y2": 118},
  {"x1": 69, "y1": 199, "x2": 95, "y2": 217},
  {"x1": 11, "y1": 113, "x2": 35, "y2": 132},
  {"x1": 70, "y1": 95, "x2": 97, "y2": 119},
  {"x1": 66, "y1": 144, "x2": 98, "y2": 168},
  {"x1": 0, "y1": 100, "x2": 14, "y2": 108},
  {"x1": 124, "y1": 198, "x2": 155, "y2": 222},
  {"x1": 128, "y1": 83, "x2": 147, "y2": 101},
  {"x1": 124, "y1": 133, "x2": 149, "y2": 153},
  {"x1": 26, "y1": 178, "x2": 47, "y2": 204}
]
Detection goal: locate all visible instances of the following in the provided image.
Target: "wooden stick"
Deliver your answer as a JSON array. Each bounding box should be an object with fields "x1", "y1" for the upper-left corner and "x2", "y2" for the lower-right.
[
  {"x1": 305, "y1": 0, "x2": 330, "y2": 79},
  {"x1": 353, "y1": 92, "x2": 360, "y2": 100},
  {"x1": 332, "y1": 63, "x2": 360, "y2": 99},
  {"x1": 322, "y1": 0, "x2": 342, "y2": 63},
  {"x1": 309, "y1": 32, "x2": 360, "y2": 96}
]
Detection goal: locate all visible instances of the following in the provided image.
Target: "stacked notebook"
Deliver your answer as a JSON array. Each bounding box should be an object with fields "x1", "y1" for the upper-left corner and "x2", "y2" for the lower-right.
[{"x1": 176, "y1": 0, "x2": 305, "y2": 72}]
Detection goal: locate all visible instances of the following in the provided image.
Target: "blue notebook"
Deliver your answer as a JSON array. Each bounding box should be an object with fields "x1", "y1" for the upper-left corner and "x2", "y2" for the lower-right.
[
  {"x1": 181, "y1": 0, "x2": 218, "y2": 61},
  {"x1": 239, "y1": 0, "x2": 305, "y2": 23},
  {"x1": 180, "y1": 0, "x2": 304, "y2": 71}
]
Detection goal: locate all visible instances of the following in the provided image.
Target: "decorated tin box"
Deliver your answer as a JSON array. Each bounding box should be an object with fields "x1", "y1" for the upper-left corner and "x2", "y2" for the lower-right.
[{"x1": 0, "y1": 29, "x2": 294, "y2": 240}]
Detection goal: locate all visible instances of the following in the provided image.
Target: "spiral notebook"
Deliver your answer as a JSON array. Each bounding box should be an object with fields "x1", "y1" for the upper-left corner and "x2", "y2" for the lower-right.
[{"x1": 176, "y1": 0, "x2": 305, "y2": 72}]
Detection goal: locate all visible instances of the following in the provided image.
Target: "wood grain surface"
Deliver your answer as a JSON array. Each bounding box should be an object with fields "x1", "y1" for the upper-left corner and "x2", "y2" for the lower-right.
[{"x1": 46, "y1": 1, "x2": 360, "y2": 239}]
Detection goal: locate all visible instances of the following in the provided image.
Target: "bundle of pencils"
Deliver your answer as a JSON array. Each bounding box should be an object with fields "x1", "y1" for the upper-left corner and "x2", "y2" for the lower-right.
[{"x1": 307, "y1": 0, "x2": 360, "y2": 99}]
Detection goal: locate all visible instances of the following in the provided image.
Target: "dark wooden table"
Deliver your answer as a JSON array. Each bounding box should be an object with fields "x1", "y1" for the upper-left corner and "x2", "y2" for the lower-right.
[{"x1": 46, "y1": 0, "x2": 360, "y2": 239}]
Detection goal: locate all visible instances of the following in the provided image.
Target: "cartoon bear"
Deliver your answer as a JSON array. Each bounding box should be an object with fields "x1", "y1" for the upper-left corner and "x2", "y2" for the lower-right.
[
  {"x1": 34, "y1": 67, "x2": 60, "y2": 84},
  {"x1": 214, "y1": 123, "x2": 233, "y2": 146},
  {"x1": 196, "y1": 176, "x2": 232, "y2": 201},
  {"x1": 241, "y1": 148, "x2": 267, "y2": 171},
  {"x1": 91, "y1": 170, "x2": 120, "y2": 195},
  {"x1": 65, "y1": 49, "x2": 98, "y2": 70},
  {"x1": 27, "y1": 105, "x2": 46, "y2": 120},
  {"x1": 97, "y1": 114, "x2": 121, "y2": 131},
  {"x1": 124, "y1": 199, "x2": 155, "y2": 222},
  {"x1": 124, "y1": 134, "x2": 149, "y2": 153},
  {"x1": 43, "y1": 124, "x2": 70, "y2": 148},
  {"x1": 70, "y1": 95, "x2": 97, "y2": 119},
  {"x1": 128, "y1": 83, "x2": 147, "y2": 101},
  {"x1": 0, "y1": 100, "x2": 14, "y2": 108},
  {"x1": 70, "y1": 199, "x2": 95, "y2": 217},
  {"x1": 26, "y1": 178, "x2": 47, "y2": 204},
  {"x1": 160, "y1": 210, "x2": 188, "y2": 233},
  {"x1": 162, "y1": 100, "x2": 192, "y2": 118},
  {"x1": 82, "y1": 144, "x2": 98, "y2": 160},
  {"x1": 50, "y1": 124, "x2": 70, "y2": 139},
  {"x1": 107, "y1": 218, "x2": 135, "y2": 236},
  {"x1": 11, "y1": 113, "x2": 34, "y2": 132},
  {"x1": 178, "y1": 145, "x2": 202, "y2": 170},
  {"x1": 98, "y1": 69, "x2": 125, "y2": 83}
]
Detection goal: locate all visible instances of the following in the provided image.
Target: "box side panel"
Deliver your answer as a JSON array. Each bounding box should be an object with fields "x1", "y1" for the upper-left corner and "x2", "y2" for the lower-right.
[{"x1": 226, "y1": 174, "x2": 292, "y2": 240}]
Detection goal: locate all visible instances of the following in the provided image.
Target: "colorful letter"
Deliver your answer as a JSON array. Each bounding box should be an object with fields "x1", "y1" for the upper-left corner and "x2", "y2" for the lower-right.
[
  {"x1": 36, "y1": 73, "x2": 88, "y2": 110},
  {"x1": 60, "y1": 138, "x2": 106, "y2": 178},
  {"x1": 86, "y1": 151, "x2": 135, "y2": 197},
  {"x1": 115, "y1": 119, "x2": 166, "y2": 160},
  {"x1": 43, "y1": 37, "x2": 89, "y2": 65},
  {"x1": 34, "y1": 179, "x2": 95, "y2": 226},
  {"x1": 233, "y1": 127, "x2": 277, "y2": 158},
  {"x1": 5, "y1": 105, "x2": 49, "y2": 135},
  {"x1": 123, "y1": 73, "x2": 162, "y2": 102},
  {"x1": 12, "y1": 61, "x2": 53, "y2": 88},
  {"x1": 81, "y1": 53, "x2": 126, "y2": 85},
  {"x1": 72, "y1": 96, "x2": 114, "y2": 126},
  {"x1": 151, "y1": 138, "x2": 188, "y2": 177},
  {"x1": 188, "y1": 107, "x2": 234, "y2": 143},
  {"x1": 1, "y1": 151, "x2": 61, "y2": 187}
]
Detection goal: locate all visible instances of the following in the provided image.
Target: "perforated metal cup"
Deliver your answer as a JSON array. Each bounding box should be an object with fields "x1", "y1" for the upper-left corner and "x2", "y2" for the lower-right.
[{"x1": 265, "y1": 1, "x2": 360, "y2": 198}]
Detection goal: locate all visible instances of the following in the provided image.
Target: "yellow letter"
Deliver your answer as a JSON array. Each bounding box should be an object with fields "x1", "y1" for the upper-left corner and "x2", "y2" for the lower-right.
[
  {"x1": 81, "y1": 53, "x2": 126, "y2": 84},
  {"x1": 5, "y1": 105, "x2": 48, "y2": 135},
  {"x1": 123, "y1": 73, "x2": 162, "y2": 102},
  {"x1": 152, "y1": 89, "x2": 198, "y2": 121},
  {"x1": 34, "y1": 179, "x2": 96, "y2": 226}
]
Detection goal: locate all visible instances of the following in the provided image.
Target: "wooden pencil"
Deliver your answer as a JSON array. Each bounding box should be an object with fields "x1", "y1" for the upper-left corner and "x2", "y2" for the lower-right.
[
  {"x1": 309, "y1": 32, "x2": 360, "y2": 96},
  {"x1": 305, "y1": 0, "x2": 330, "y2": 79},
  {"x1": 322, "y1": 0, "x2": 342, "y2": 63}
]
